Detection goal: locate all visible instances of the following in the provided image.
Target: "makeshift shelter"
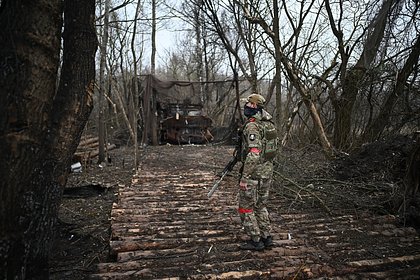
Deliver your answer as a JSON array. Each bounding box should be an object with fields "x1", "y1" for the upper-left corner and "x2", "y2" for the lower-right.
[{"x1": 140, "y1": 74, "x2": 215, "y2": 145}]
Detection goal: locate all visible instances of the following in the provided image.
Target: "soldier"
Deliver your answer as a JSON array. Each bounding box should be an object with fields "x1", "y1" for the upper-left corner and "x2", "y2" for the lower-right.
[{"x1": 238, "y1": 93, "x2": 278, "y2": 251}]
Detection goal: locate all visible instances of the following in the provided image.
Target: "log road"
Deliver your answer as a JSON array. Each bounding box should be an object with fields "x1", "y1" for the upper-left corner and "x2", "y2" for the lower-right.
[{"x1": 90, "y1": 145, "x2": 420, "y2": 279}]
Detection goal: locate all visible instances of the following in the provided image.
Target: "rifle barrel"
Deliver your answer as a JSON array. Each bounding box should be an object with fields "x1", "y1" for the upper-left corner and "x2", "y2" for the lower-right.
[
  {"x1": 207, "y1": 155, "x2": 240, "y2": 198},
  {"x1": 207, "y1": 171, "x2": 227, "y2": 198}
]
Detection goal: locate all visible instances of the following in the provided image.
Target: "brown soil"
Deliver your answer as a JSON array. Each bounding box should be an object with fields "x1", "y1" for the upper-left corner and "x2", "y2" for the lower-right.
[
  {"x1": 49, "y1": 136, "x2": 420, "y2": 279},
  {"x1": 50, "y1": 146, "x2": 135, "y2": 280}
]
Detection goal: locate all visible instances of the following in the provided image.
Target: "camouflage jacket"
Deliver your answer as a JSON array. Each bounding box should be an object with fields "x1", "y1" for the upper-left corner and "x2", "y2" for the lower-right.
[{"x1": 240, "y1": 109, "x2": 276, "y2": 180}]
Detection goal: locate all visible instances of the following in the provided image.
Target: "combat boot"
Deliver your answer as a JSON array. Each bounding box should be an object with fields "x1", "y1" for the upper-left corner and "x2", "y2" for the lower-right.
[
  {"x1": 261, "y1": 236, "x2": 273, "y2": 247},
  {"x1": 239, "y1": 239, "x2": 265, "y2": 251}
]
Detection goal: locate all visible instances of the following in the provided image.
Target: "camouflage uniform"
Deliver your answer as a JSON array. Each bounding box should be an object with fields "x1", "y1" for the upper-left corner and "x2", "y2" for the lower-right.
[{"x1": 239, "y1": 109, "x2": 274, "y2": 242}]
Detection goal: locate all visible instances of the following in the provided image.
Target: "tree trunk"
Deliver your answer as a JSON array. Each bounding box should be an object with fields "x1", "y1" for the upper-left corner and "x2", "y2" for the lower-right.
[
  {"x1": 151, "y1": 0, "x2": 156, "y2": 75},
  {"x1": 0, "y1": 1, "x2": 63, "y2": 278},
  {"x1": 332, "y1": 69, "x2": 363, "y2": 149},
  {"x1": 280, "y1": 57, "x2": 333, "y2": 157},
  {"x1": 131, "y1": 1, "x2": 141, "y2": 165},
  {"x1": 0, "y1": 0, "x2": 97, "y2": 278},
  {"x1": 52, "y1": 0, "x2": 98, "y2": 178},
  {"x1": 98, "y1": 0, "x2": 110, "y2": 164},
  {"x1": 404, "y1": 133, "x2": 420, "y2": 197},
  {"x1": 272, "y1": 0, "x2": 283, "y2": 136}
]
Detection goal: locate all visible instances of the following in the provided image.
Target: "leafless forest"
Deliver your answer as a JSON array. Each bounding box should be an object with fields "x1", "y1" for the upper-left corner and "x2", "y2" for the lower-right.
[{"x1": 1, "y1": 0, "x2": 419, "y2": 279}]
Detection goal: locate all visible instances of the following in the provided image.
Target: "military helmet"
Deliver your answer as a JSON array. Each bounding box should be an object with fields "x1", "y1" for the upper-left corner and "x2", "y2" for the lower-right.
[{"x1": 247, "y1": 93, "x2": 266, "y2": 107}]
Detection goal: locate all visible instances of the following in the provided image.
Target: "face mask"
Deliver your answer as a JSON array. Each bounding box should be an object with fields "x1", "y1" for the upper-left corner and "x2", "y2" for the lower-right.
[{"x1": 244, "y1": 105, "x2": 260, "y2": 117}]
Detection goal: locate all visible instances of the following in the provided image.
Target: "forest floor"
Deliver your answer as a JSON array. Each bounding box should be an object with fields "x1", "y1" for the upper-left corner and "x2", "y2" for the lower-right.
[
  {"x1": 49, "y1": 146, "x2": 135, "y2": 280},
  {"x1": 49, "y1": 136, "x2": 420, "y2": 279}
]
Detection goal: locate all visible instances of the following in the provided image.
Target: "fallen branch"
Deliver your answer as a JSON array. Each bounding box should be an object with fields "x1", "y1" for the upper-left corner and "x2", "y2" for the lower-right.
[{"x1": 274, "y1": 170, "x2": 332, "y2": 215}]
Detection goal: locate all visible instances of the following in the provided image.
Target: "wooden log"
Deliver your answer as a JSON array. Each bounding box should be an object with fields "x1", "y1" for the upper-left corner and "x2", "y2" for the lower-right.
[
  {"x1": 78, "y1": 136, "x2": 99, "y2": 147},
  {"x1": 117, "y1": 248, "x2": 197, "y2": 262},
  {"x1": 78, "y1": 141, "x2": 99, "y2": 150},
  {"x1": 188, "y1": 270, "x2": 271, "y2": 279},
  {"x1": 74, "y1": 143, "x2": 116, "y2": 160},
  {"x1": 348, "y1": 254, "x2": 420, "y2": 267},
  {"x1": 111, "y1": 227, "x2": 227, "y2": 240},
  {"x1": 90, "y1": 269, "x2": 155, "y2": 279},
  {"x1": 109, "y1": 236, "x2": 232, "y2": 254}
]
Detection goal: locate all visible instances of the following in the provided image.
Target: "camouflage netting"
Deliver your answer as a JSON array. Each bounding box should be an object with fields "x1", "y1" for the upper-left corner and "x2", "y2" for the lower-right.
[
  {"x1": 139, "y1": 74, "x2": 242, "y2": 144},
  {"x1": 141, "y1": 74, "x2": 203, "y2": 106}
]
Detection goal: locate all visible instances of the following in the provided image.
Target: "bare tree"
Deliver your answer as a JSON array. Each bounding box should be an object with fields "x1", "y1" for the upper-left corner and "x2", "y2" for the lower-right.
[
  {"x1": 237, "y1": 0, "x2": 334, "y2": 156},
  {"x1": 362, "y1": 33, "x2": 420, "y2": 141},
  {"x1": 217, "y1": 0, "x2": 419, "y2": 154},
  {"x1": 198, "y1": 0, "x2": 279, "y2": 128},
  {"x1": 105, "y1": 2, "x2": 139, "y2": 145},
  {"x1": 98, "y1": 0, "x2": 111, "y2": 163},
  {"x1": 201, "y1": 0, "x2": 261, "y2": 89},
  {"x1": 132, "y1": 0, "x2": 142, "y2": 162},
  {"x1": 272, "y1": 0, "x2": 283, "y2": 134},
  {"x1": 325, "y1": 0, "x2": 394, "y2": 149},
  {"x1": 151, "y1": 0, "x2": 157, "y2": 75}
]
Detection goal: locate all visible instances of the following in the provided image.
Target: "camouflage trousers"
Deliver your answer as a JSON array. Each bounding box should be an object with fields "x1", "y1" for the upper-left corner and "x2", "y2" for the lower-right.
[{"x1": 238, "y1": 178, "x2": 272, "y2": 242}]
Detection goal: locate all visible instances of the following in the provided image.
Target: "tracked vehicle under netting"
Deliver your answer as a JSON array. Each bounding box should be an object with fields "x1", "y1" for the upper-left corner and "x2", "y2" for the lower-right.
[{"x1": 159, "y1": 103, "x2": 214, "y2": 144}]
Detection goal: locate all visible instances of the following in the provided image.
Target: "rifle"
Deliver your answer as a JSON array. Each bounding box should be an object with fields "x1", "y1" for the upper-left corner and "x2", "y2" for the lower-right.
[
  {"x1": 208, "y1": 131, "x2": 242, "y2": 198},
  {"x1": 207, "y1": 155, "x2": 238, "y2": 198}
]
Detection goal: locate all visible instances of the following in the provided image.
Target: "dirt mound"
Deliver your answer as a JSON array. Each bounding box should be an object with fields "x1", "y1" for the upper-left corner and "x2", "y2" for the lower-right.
[
  {"x1": 333, "y1": 135, "x2": 415, "y2": 183},
  {"x1": 331, "y1": 135, "x2": 420, "y2": 229}
]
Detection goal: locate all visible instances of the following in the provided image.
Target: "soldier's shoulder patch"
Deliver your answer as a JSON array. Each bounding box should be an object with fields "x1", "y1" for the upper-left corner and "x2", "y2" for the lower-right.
[{"x1": 249, "y1": 134, "x2": 256, "y2": 141}]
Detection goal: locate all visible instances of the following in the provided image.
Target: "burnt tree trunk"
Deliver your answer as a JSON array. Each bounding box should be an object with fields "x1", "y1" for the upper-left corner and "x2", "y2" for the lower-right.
[
  {"x1": 51, "y1": 0, "x2": 98, "y2": 181},
  {"x1": 0, "y1": 1, "x2": 63, "y2": 278},
  {"x1": 0, "y1": 0, "x2": 97, "y2": 279},
  {"x1": 404, "y1": 134, "x2": 420, "y2": 197}
]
